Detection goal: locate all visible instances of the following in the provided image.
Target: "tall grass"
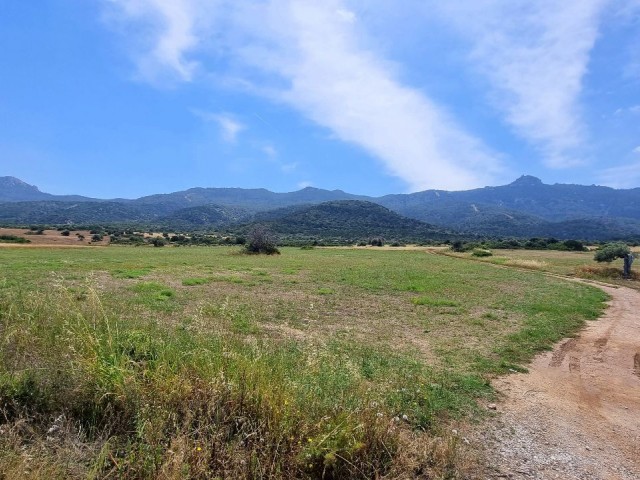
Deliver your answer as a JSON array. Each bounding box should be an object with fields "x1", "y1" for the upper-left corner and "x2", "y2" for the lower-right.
[
  {"x1": 0, "y1": 281, "x2": 478, "y2": 479},
  {"x1": 0, "y1": 247, "x2": 610, "y2": 478}
]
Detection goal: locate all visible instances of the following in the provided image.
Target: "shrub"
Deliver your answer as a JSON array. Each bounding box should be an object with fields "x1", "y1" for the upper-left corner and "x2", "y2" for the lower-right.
[
  {"x1": 369, "y1": 237, "x2": 384, "y2": 247},
  {"x1": 562, "y1": 239, "x2": 587, "y2": 252},
  {"x1": 594, "y1": 243, "x2": 630, "y2": 263},
  {"x1": 0, "y1": 235, "x2": 30, "y2": 244},
  {"x1": 244, "y1": 226, "x2": 280, "y2": 255},
  {"x1": 60, "y1": 230, "x2": 70, "y2": 236},
  {"x1": 450, "y1": 240, "x2": 465, "y2": 252},
  {"x1": 471, "y1": 249, "x2": 492, "y2": 257},
  {"x1": 150, "y1": 237, "x2": 167, "y2": 248}
]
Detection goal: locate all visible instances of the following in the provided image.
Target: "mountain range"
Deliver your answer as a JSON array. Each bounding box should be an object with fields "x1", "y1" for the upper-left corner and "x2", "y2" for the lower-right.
[{"x1": 1, "y1": 175, "x2": 639, "y2": 241}]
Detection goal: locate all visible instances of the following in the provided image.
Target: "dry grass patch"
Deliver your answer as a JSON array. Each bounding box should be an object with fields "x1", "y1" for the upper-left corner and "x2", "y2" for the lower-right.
[{"x1": 504, "y1": 259, "x2": 549, "y2": 270}]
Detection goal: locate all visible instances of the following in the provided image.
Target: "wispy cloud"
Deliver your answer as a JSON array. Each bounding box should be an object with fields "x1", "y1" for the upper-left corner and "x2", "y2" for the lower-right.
[
  {"x1": 262, "y1": 145, "x2": 277, "y2": 158},
  {"x1": 192, "y1": 110, "x2": 245, "y2": 143},
  {"x1": 105, "y1": 0, "x2": 219, "y2": 82},
  {"x1": 214, "y1": 115, "x2": 244, "y2": 143},
  {"x1": 102, "y1": 0, "x2": 503, "y2": 191},
  {"x1": 600, "y1": 158, "x2": 640, "y2": 188},
  {"x1": 436, "y1": 0, "x2": 609, "y2": 168},
  {"x1": 261, "y1": 145, "x2": 298, "y2": 173}
]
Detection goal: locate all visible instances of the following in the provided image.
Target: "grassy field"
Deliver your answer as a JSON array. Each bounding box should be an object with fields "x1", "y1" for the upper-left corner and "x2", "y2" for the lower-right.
[
  {"x1": 436, "y1": 247, "x2": 640, "y2": 289},
  {"x1": 0, "y1": 246, "x2": 608, "y2": 479}
]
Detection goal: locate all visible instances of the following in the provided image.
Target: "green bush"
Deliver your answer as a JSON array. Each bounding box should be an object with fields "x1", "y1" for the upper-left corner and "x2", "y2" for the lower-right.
[
  {"x1": 594, "y1": 243, "x2": 630, "y2": 263},
  {"x1": 0, "y1": 235, "x2": 30, "y2": 244},
  {"x1": 471, "y1": 249, "x2": 492, "y2": 257}
]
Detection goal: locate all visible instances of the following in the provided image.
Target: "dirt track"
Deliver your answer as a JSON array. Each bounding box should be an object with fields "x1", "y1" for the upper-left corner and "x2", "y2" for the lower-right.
[{"x1": 481, "y1": 282, "x2": 640, "y2": 479}]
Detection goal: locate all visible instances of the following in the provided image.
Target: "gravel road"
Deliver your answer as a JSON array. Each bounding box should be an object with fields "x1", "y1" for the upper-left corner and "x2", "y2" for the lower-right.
[{"x1": 480, "y1": 282, "x2": 640, "y2": 480}]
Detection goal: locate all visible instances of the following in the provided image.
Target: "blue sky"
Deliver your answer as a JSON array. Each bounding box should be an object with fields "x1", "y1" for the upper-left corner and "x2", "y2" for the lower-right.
[{"x1": 1, "y1": 1, "x2": 639, "y2": 199}]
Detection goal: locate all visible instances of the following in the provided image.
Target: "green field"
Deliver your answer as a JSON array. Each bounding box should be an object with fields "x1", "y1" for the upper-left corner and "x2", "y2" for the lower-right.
[
  {"x1": 440, "y1": 247, "x2": 640, "y2": 289},
  {"x1": 0, "y1": 246, "x2": 608, "y2": 479}
]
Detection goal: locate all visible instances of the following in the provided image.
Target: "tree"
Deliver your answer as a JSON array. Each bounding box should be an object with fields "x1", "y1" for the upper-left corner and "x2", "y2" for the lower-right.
[
  {"x1": 151, "y1": 237, "x2": 167, "y2": 247},
  {"x1": 61, "y1": 230, "x2": 70, "y2": 236},
  {"x1": 593, "y1": 243, "x2": 630, "y2": 263},
  {"x1": 244, "y1": 226, "x2": 280, "y2": 255},
  {"x1": 450, "y1": 240, "x2": 465, "y2": 252},
  {"x1": 369, "y1": 237, "x2": 384, "y2": 247}
]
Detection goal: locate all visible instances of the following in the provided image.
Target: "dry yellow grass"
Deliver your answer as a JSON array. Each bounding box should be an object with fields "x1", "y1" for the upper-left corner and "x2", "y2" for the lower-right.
[{"x1": 504, "y1": 259, "x2": 549, "y2": 270}]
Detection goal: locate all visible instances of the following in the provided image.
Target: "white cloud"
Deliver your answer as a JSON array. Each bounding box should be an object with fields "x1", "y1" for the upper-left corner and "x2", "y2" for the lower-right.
[
  {"x1": 102, "y1": 0, "x2": 503, "y2": 191},
  {"x1": 262, "y1": 145, "x2": 298, "y2": 173},
  {"x1": 600, "y1": 159, "x2": 640, "y2": 188},
  {"x1": 435, "y1": 0, "x2": 609, "y2": 168},
  {"x1": 633, "y1": 146, "x2": 640, "y2": 154},
  {"x1": 297, "y1": 180, "x2": 313, "y2": 189},
  {"x1": 192, "y1": 110, "x2": 245, "y2": 143},
  {"x1": 214, "y1": 115, "x2": 244, "y2": 143},
  {"x1": 336, "y1": 8, "x2": 356, "y2": 24},
  {"x1": 230, "y1": 1, "x2": 503, "y2": 191},
  {"x1": 281, "y1": 162, "x2": 298, "y2": 173},
  {"x1": 105, "y1": 0, "x2": 220, "y2": 82},
  {"x1": 262, "y1": 145, "x2": 277, "y2": 158}
]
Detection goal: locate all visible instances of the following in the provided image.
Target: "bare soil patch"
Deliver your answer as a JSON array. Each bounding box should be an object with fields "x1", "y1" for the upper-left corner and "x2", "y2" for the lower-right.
[
  {"x1": 480, "y1": 283, "x2": 640, "y2": 479},
  {"x1": 0, "y1": 228, "x2": 109, "y2": 247}
]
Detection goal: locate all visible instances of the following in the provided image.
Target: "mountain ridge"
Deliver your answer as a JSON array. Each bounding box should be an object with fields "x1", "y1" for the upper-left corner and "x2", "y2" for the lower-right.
[{"x1": 2, "y1": 175, "x2": 639, "y2": 240}]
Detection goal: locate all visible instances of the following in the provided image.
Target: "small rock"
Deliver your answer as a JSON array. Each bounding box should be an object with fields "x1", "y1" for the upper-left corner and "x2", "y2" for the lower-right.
[{"x1": 488, "y1": 403, "x2": 498, "y2": 410}]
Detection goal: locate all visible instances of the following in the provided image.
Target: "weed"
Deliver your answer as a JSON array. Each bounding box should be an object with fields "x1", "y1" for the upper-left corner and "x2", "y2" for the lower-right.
[{"x1": 317, "y1": 287, "x2": 335, "y2": 295}]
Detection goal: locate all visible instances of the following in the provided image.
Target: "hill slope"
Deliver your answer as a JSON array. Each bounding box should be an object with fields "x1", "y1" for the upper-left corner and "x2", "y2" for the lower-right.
[
  {"x1": 2, "y1": 175, "x2": 640, "y2": 240},
  {"x1": 0, "y1": 176, "x2": 99, "y2": 203},
  {"x1": 243, "y1": 200, "x2": 456, "y2": 242}
]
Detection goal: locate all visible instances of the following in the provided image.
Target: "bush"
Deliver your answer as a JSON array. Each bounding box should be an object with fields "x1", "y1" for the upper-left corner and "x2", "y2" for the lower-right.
[
  {"x1": 60, "y1": 230, "x2": 70, "y2": 236},
  {"x1": 594, "y1": 243, "x2": 630, "y2": 263},
  {"x1": 244, "y1": 226, "x2": 280, "y2": 255},
  {"x1": 0, "y1": 235, "x2": 30, "y2": 244},
  {"x1": 369, "y1": 237, "x2": 384, "y2": 247},
  {"x1": 562, "y1": 239, "x2": 587, "y2": 252},
  {"x1": 151, "y1": 237, "x2": 167, "y2": 247},
  {"x1": 450, "y1": 240, "x2": 465, "y2": 252},
  {"x1": 471, "y1": 249, "x2": 492, "y2": 257}
]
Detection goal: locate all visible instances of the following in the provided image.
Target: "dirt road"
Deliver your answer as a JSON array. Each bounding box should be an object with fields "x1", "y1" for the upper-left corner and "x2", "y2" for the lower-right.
[{"x1": 481, "y1": 282, "x2": 640, "y2": 479}]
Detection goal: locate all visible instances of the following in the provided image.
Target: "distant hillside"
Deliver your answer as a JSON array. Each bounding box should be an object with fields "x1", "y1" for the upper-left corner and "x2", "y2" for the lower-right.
[
  {"x1": 2, "y1": 175, "x2": 640, "y2": 240},
  {"x1": 131, "y1": 186, "x2": 368, "y2": 215},
  {"x1": 0, "y1": 176, "x2": 98, "y2": 203},
  {"x1": 154, "y1": 204, "x2": 251, "y2": 230},
  {"x1": 374, "y1": 176, "x2": 640, "y2": 240},
  {"x1": 242, "y1": 200, "x2": 457, "y2": 242},
  {"x1": 378, "y1": 175, "x2": 640, "y2": 223},
  {"x1": 0, "y1": 201, "x2": 157, "y2": 225}
]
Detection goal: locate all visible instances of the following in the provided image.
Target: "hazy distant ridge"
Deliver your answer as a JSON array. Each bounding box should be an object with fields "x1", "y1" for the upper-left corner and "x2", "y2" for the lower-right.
[{"x1": 1, "y1": 175, "x2": 639, "y2": 240}]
